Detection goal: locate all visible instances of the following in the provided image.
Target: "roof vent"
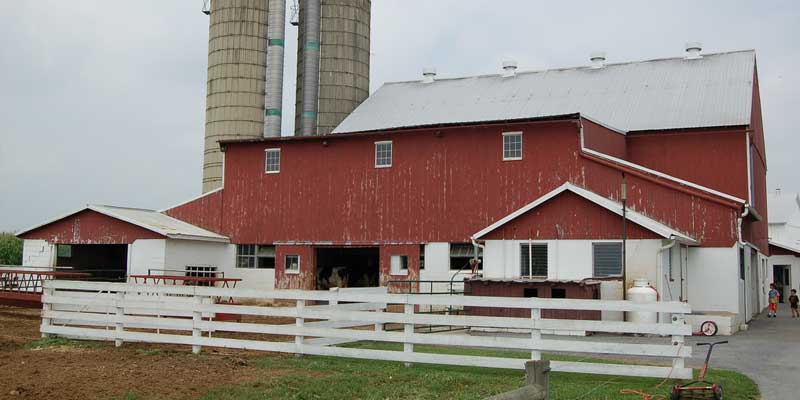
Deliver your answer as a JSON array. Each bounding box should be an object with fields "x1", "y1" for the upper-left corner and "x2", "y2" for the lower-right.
[
  {"x1": 685, "y1": 42, "x2": 703, "y2": 59},
  {"x1": 501, "y1": 60, "x2": 518, "y2": 77},
  {"x1": 422, "y1": 67, "x2": 437, "y2": 83},
  {"x1": 589, "y1": 52, "x2": 606, "y2": 69}
]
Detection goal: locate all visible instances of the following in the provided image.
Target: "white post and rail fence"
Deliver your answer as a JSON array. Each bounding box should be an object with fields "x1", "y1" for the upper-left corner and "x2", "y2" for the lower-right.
[{"x1": 40, "y1": 280, "x2": 693, "y2": 379}]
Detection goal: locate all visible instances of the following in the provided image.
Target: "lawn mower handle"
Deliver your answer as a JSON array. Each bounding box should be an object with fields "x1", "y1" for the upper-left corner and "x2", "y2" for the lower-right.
[{"x1": 696, "y1": 340, "x2": 728, "y2": 346}]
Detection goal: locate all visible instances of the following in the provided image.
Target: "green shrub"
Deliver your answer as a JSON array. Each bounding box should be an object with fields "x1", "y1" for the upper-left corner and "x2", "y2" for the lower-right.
[{"x1": 0, "y1": 232, "x2": 23, "y2": 265}]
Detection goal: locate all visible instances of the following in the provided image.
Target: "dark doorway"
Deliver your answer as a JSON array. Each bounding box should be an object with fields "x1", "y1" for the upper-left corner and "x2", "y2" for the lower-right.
[
  {"x1": 56, "y1": 244, "x2": 128, "y2": 281},
  {"x1": 316, "y1": 247, "x2": 380, "y2": 289},
  {"x1": 773, "y1": 265, "x2": 790, "y2": 303}
]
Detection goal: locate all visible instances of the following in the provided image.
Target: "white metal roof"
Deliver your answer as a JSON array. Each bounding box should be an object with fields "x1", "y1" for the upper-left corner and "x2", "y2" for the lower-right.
[
  {"x1": 472, "y1": 182, "x2": 699, "y2": 245},
  {"x1": 17, "y1": 205, "x2": 229, "y2": 243},
  {"x1": 769, "y1": 240, "x2": 800, "y2": 255},
  {"x1": 767, "y1": 192, "x2": 800, "y2": 225},
  {"x1": 334, "y1": 50, "x2": 755, "y2": 134}
]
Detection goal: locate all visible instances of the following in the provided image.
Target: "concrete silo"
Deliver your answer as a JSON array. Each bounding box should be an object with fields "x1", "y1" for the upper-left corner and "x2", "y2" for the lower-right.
[
  {"x1": 203, "y1": 0, "x2": 269, "y2": 193},
  {"x1": 295, "y1": 0, "x2": 371, "y2": 136}
]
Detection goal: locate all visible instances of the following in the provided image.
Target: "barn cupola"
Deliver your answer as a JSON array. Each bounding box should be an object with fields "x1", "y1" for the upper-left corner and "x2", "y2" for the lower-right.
[
  {"x1": 501, "y1": 60, "x2": 518, "y2": 77},
  {"x1": 422, "y1": 67, "x2": 437, "y2": 83},
  {"x1": 685, "y1": 42, "x2": 703, "y2": 59},
  {"x1": 589, "y1": 52, "x2": 606, "y2": 69}
]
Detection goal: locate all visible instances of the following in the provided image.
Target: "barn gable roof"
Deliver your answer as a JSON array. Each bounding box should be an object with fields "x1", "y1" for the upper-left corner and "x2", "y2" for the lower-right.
[
  {"x1": 472, "y1": 182, "x2": 698, "y2": 245},
  {"x1": 17, "y1": 205, "x2": 229, "y2": 243},
  {"x1": 334, "y1": 50, "x2": 755, "y2": 134}
]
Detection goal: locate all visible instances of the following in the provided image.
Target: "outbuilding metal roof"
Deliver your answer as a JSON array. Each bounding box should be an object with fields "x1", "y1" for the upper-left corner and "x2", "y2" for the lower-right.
[
  {"x1": 334, "y1": 50, "x2": 755, "y2": 134},
  {"x1": 17, "y1": 205, "x2": 229, "y2": 243},
  {"x1": 767, "y1": 192, "x2": 800, "y2": 224}
]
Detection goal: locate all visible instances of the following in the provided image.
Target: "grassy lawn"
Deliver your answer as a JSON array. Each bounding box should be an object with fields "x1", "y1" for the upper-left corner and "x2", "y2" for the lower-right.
[{"x1": 185, "y1": 342, "x2": 758, "y2": 400}]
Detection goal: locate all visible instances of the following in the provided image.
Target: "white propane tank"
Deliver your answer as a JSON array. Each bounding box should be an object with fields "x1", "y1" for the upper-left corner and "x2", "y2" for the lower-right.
[{"x1": 626, "y1": 278, "x2": 658, "y2": 324}]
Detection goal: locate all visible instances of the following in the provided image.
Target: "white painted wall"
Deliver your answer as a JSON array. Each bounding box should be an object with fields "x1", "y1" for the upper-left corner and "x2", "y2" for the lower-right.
[
  {"x1": 21, "y1": 239, "x2": 54, "y2": 268},
  {"x1": 419, "y1": 243, "x2": 472, "y2": 294},
  {"x1": 128, "y1": 239, "x2": 166, "y2": 276},
  {"x1": 483, "y1": 239, "x2": 661, "y2": 283},
  {"x1": 686, "y1": 246, "x2": 740, "y2": 315}
]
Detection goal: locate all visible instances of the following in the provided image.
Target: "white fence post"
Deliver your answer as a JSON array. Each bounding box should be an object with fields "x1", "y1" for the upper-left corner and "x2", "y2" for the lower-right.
[
  {"x1": 40, "y1": 285, "x2": 54, "y2": 338},
  {"x1": 295, "y1": 299, "x2": 305, "y2": 356},
  {"x1": 114, "y1": 291, "x2": 124, "y2": 347},
  {"x1": 404, "y1": 302, "x2": 414, "y2": 367},
  {"x1": 530, "y1": 307, "x2": 541, "y2": 361},
  {"x1": 374, "y1": 306, "x2": 384, "y2": 333},
  {"x1": 192, "y1": 296, "x2": 204, "y2": 354},
  {"x1": 671, "y1": 314, "x2": 685, "y2": 373}
]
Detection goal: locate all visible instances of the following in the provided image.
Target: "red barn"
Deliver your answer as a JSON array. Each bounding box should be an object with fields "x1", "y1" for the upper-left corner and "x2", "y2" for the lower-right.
[{"x1": 21, "y1": 49, "x2": 768, "y2": 334}]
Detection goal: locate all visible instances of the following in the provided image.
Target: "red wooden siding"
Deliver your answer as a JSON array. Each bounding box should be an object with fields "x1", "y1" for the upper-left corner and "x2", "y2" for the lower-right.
[
  {"x1": 274, "y1": 245, "x2": 316, "y2": 290},
  {"x1": 379, "y1": 244, "x2": 420, "y2": 292},
  {"x1": 167, "y1": 116, "x2": 751, "y2": 252},
  {"x1": 166, "y1": 189, "x2": 224, "y2": 234},
  {"x1": 625, "y1": 129, "x2": 749, "y2": 201},
  {"x1": 216, "y1": 120, "x2": 585, "y2": 244},
  {"x1": 465, "y1": 280, "x2": 601, "y2": 320},
  {"x1": 582, "y1": 118, "x2": 626, "y2": 159},
  {"x1": 19, "y1": 210, "x2": 163, "y2": 244},
  {"x1": 481, "y1": 191, "x2": 661, "y2": 241},
  {"x1": 746, "y1": 65, "x2": 769, "y2": 253}
]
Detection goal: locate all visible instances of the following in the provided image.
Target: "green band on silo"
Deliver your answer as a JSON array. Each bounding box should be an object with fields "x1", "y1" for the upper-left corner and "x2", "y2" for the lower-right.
[
  {"x1": 302, "y1": 111, "x2": 317, "y2": 118},
  {"x1": 268, "y1": 39, "x2": 285, "y2": 47},
  {"x1": 266, "y1": 108, "x2": 282, "y2": 116},
  {"x1": 305, "y1": 41, "x2": 320, "y2": 50}
]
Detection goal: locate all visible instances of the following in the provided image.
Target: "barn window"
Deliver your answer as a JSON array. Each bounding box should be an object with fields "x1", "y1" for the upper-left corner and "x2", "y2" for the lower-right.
[
  {"x1": 593, "y1": 242, "x2": 623, "y2": 277},
  {"x1": 265, "y1": 148, "x2": 281, "y2": 173},
  {"x1": 520, "y1": 243, "x2": 547, "y2": 277},
  {"x1": 236, "y1": 245, "x2": 275, "y2": 269},
  {"x1": 450, "y1": 243, "x2": 482, "y2": 271},
  {"x1": 285, "y1": 255, "x2": 300, "y2": 274},
  {"x1": 390, "y1": 255, "x2": 408, "y2": 275},
  {"x1": 375, "y1": 141, "x2": 392, "y2": 168},
  {"x1": 502, "y1": 132, "x2": 523, "y2": 160}
]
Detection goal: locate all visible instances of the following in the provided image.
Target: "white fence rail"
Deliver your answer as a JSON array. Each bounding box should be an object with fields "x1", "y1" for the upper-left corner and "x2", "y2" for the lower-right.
[{"x1": 40, "y1": 280, "x2": 693, "y2": 379}]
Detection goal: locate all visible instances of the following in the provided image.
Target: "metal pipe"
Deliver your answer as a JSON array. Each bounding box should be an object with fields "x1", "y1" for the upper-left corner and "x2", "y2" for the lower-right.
[
  {"x1": 264, "y1": 0, "x2": 287, "y2": 137},
  {"x1": 300, "y1": 0, "x2": 321, "y2": 136}
]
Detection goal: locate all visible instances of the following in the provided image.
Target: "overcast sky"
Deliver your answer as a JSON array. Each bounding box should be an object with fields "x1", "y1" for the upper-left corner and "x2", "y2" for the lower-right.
[{"x1": 1, "y1": 1, "x2": 798, "y2": 232}]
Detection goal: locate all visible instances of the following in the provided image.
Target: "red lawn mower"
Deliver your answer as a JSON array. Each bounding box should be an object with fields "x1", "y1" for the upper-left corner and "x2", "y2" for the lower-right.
[{"x1": 671, "y1": 340, "x2": 728, "y2": 399}]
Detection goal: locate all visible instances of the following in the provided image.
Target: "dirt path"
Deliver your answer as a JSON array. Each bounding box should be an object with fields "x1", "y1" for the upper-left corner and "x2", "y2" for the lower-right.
[{"x1": 0, "y1": 306, "x2": 293, "y2": 400}]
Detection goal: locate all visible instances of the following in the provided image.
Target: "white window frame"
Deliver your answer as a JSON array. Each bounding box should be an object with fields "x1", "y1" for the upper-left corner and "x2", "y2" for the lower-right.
[
  {"x1": 502, "y1": 132, "x2": 523, "y2": 161},
  {"x1": 390, "y1": 254, "x2": 408, "y2": 275},
  {"x1": 285, "y1": 254, "x2": 300, "y2": 274},
  {"x1": 375, "y1": 141, "x2": 393, "y2": 168},
  {"x1": 265, "y1": 148, "x2": 281, "y2": 174}
]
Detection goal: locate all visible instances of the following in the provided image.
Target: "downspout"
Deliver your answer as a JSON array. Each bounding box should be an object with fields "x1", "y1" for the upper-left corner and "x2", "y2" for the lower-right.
[
  {"x1": 300, "y1": 0, "x2": 321, "y2": 136},
  {"x1": 264, "y1": 0, "x2": 287, "y2": 137},
  {"x1": 738, "y1": 205, "x2": 750, "y2": 324}
]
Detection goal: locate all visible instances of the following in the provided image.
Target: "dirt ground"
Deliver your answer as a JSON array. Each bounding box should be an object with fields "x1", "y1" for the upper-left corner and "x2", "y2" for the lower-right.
[{"x1": 0, "y1": 306, "x2": 295, "y2": 400}]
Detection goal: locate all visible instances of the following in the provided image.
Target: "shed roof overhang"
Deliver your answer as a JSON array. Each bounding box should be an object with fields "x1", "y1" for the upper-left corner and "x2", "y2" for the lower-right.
[
  {"x1": 768, "y1": 241, "x2": 800, "y2": 257},
  {"x1": 16, "y1": 205, "x2": 229, "y2": 243},
  {"x1": 471, "y1": 182, "x2": 699, "y2": 245}
]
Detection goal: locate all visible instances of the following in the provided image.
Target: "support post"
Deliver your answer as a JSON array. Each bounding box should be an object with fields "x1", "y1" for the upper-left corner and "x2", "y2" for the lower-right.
[
  {"x1": 192, "y1": 296, "x2": 204, "y2": 354},
  {"x1": 404, "y1": 302, "x2": 414, "y2": 367},
  {"x1": 671, "y1": 314, "x2": 686, "y2": 373},
  {"x1": 530, "y1": 308, "x2": 541, "y2": 361},
  {"x1": 114, "y1": 291, "x2": 125, "y2": 347},
  {"x1": 40, "y1": 285, "x2": 54, "y2": 338},
  {"x1": 295, "y1": 299, "x2": 305, "y2": 357},
  {"x1": 525, "y1": 360, "x2": 550, "y2": 397}
]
